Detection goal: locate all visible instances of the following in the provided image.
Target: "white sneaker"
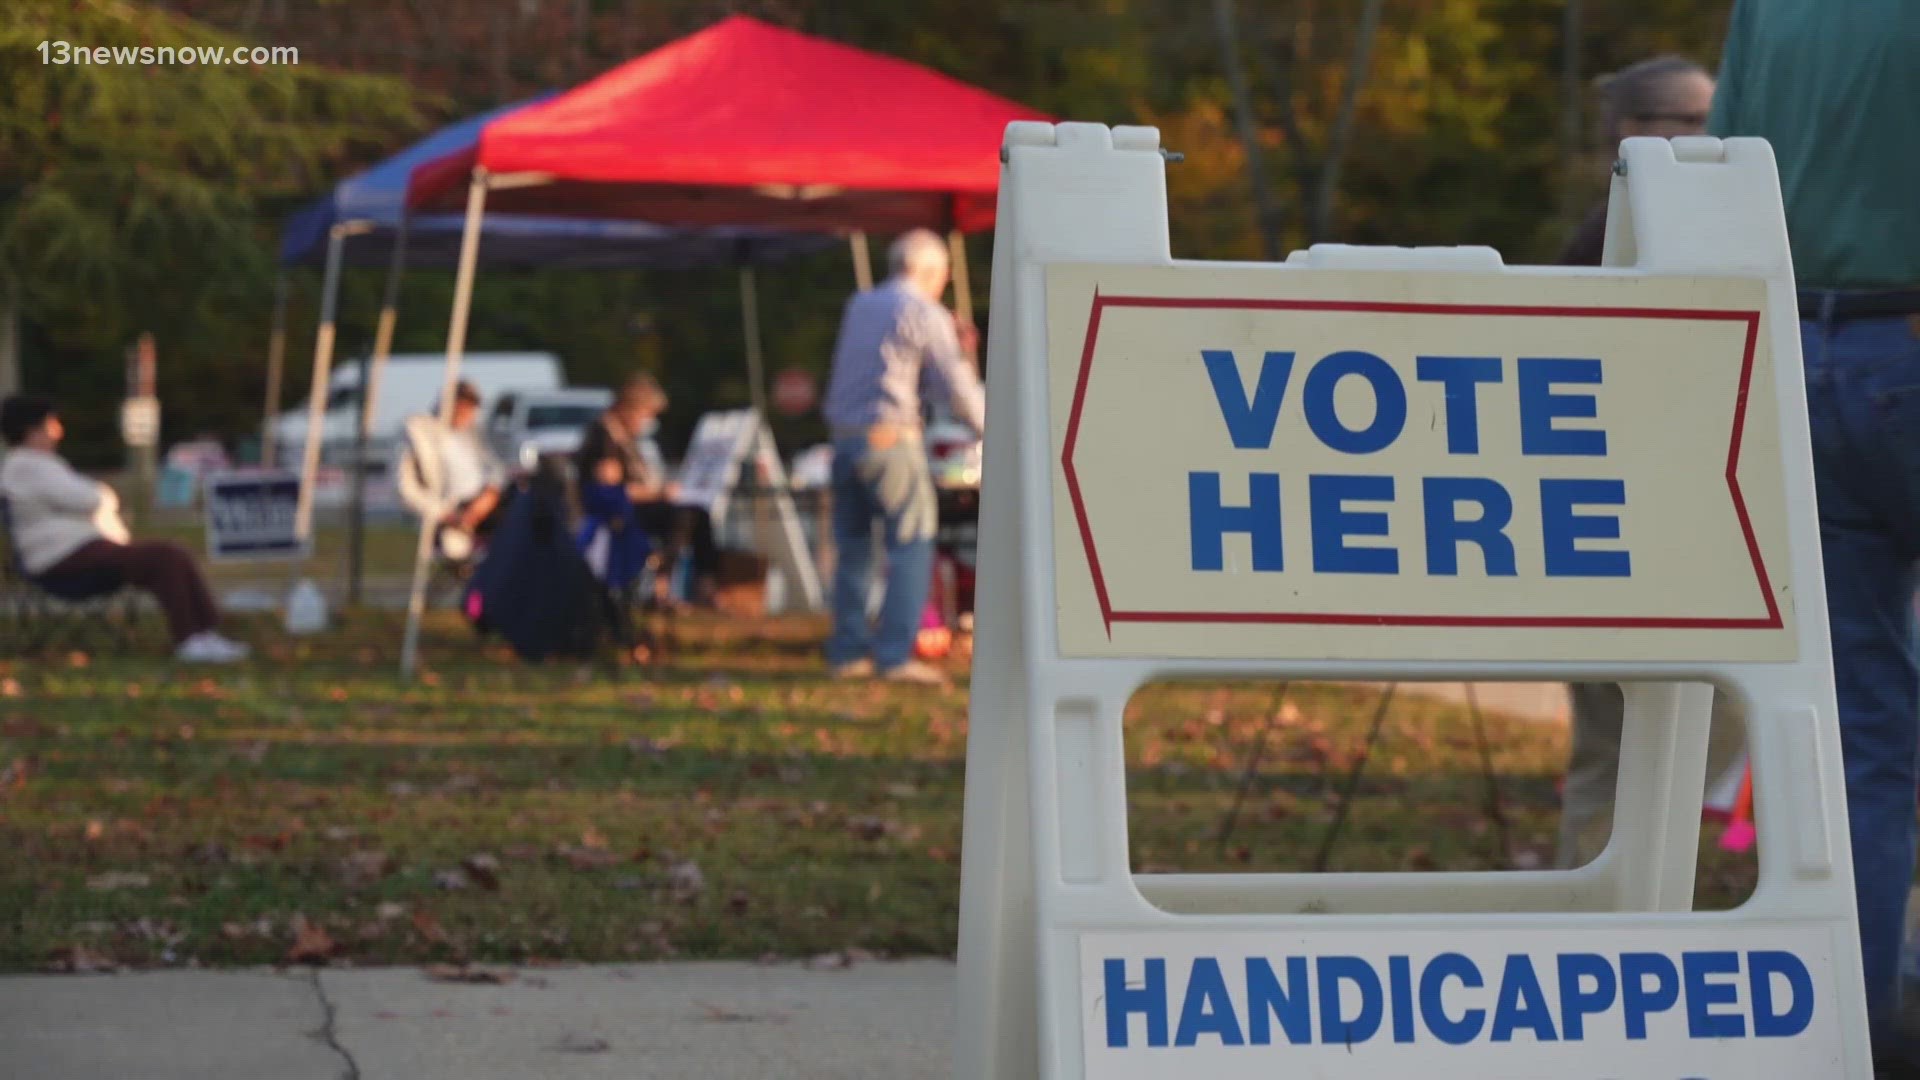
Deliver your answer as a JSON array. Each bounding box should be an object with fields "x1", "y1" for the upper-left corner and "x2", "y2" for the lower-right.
[{"x1": 175, "y1": 631, "x2": 249, "y2": 664}]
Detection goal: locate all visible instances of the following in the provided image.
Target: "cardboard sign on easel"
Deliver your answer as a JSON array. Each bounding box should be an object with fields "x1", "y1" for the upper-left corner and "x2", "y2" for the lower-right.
[
  {"x1": 676, "y1": 409, "x2": 823, "y2": 614},
  {"x1": 952, "y1": 124, "x2": 1869, "y2": 1078}
]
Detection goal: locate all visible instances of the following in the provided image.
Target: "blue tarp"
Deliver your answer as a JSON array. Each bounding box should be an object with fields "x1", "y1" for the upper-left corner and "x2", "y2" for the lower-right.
[{"x1": 278, "y1": 95, "x2": 835, "y2": 270}]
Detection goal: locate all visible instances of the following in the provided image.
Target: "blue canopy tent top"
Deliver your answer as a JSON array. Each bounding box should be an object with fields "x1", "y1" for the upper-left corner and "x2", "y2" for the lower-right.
[{"x1": 271, "y1": 96, "x2": 836, "y2": 602}]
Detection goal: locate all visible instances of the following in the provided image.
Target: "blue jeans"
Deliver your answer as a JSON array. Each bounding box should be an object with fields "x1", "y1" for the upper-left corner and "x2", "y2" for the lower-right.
[
  {"x1": 827, "y1": 434, "x2": 938, "y2": 670},
  {"x1": 1802, "y1": 307, "x2": 1920, "y2": 1056}
]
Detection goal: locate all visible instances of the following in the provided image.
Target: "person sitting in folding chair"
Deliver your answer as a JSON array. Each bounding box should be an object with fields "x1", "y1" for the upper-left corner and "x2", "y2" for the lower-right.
[
  {"x1": 576, "y1": 453, "x2": 654, "y2": 602},
  {"x1": 395, "y1": 380, "x2": 509, "y2": 568},
  {"x1": 574, "y1": 374, "x2": 721, "y2": 609},
  {"x1": 0, "y1": 394, "x2": 248, "y2": 663}
]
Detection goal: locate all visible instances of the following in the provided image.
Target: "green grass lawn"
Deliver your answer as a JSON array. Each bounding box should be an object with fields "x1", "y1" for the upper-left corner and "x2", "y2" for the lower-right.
[{"x1": 0, "y1": 610, "x2": 1756, "y2": 972}]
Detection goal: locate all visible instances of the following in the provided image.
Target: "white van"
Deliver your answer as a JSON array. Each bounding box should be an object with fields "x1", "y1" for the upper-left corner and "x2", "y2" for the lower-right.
[
  {"x1": 270, "y1": 352, "x2": 563, "y2": 467},
  {"x1": 485, "y1": 387, "x2": 614, "y2": 473}
]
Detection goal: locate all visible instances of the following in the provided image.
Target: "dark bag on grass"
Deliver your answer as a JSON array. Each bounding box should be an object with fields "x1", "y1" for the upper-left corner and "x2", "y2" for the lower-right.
[{"x1": 464, "y1": 460, "x2": 612, "y2": 661}]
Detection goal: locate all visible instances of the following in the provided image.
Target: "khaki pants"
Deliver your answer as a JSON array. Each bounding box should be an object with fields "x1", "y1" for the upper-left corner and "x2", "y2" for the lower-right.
[{"x1": 1556, "y1": 683, "x2": 1748, "y2": 869}]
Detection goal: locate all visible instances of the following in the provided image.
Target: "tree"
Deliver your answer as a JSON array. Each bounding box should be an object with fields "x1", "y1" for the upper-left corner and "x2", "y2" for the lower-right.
[{"x1": 0, "y1": 0, "x2": 420, "y2": 458}]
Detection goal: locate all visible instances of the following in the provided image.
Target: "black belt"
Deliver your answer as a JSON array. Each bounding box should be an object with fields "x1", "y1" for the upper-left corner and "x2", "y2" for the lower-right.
[{"x1": 1797, "y1": 288, "x2": 1920, "y2": 321}]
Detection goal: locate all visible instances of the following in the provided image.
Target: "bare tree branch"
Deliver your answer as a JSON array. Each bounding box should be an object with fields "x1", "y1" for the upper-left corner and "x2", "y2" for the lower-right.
[
  {"x1": 1309, "y1": 0, "x2": 1384, "y2": 242},
  {"x1": 1209, "y1": 0, "x2": 1284, "y2": 260}
]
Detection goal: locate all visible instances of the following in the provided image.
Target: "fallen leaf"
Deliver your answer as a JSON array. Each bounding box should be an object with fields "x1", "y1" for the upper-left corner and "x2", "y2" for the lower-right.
[
  {"x1": 327, "y1": 687, "x2": 349, "y2": 703},
  {"x1": 579, "y1": 827, "x2": 609, "y2": 850},
  {"x1": 437, "y1": 774, "x2": 481, "y2": 796},
  {"x1": 0, "y1": 678, "x2": 19, "y2": 697},
  {"x1": 410, "y1": 909, "x2": 448, "y2": 944},
  {"x1": 424, "y1": 963, "x2": 514, "y2": 985},
  {"x1": 45, "y1": 945, "x2": 118, "y2": 974},
  {"x1": 666, "y1": 860, "x2": 705, "y2": 902},
  {"x1": 0, "y1": 716, "x2": 49, "y2": 739},
  {"x1": 847, "y1": 815, "x2": 897, "y2": 842},
  {"x1": 85, "y1": 871, "x2": 151, "y2": 892},
  {"x1": 555, "y1": 844, "x2": 619, "y2": 871},
  {"x1": 189, "y1": 842, "x2": 229, "y2": 865},
  {"x1": 386, "y1": 781, "x2": 418, "y2": 797},
  {"x1": 460, "y1": 853, "x2": 502, "y2": 891},
  {"x1": 726, "y1": 889, "x2": 749, "y2": 915},
  {"x1": 321, "y1": 826, "x2": 355, "y2": 842},
  {"x1": 240, "y1": 741, "x2": 270, "y2": 765},
  {"x1": 286, "y1": 914, "x2": 335, "y2": 964},
  {"x1": 695, "y1": 1000, "x2": 790, "y2": 1023},
  {"x1": 884, "y1": 782, "x2": 918, "y2": 799},
  {"x1": 84, "y1": 820, "x2": 105, "y2": 842},
  {"x1": 547, "y1": 1033, "x2": 611, "y2": 1054},
  {"x1": 338, "y1": 850, "x2": 396, "y2": 889},
  {"x1": 432, "y1": 868, "x2": 473, "y2": 892}
]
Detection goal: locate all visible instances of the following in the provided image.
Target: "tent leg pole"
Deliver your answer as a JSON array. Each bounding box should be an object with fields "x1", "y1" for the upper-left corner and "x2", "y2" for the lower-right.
[
  {"x1": 295, "y1": 226, "x2": 348, "y2": 542},
  {"x1": 349, "y1": 214, "x2": 410, "y2": 607},
  {"x1": 850, "y1": 232, "x2": 873, "y2": 291},
  {"x1": 739, "y1": 266, "x2": 767, "y2": 417},
  {"x1": 401, "y1": 174, "x2": 487, "y2": 678},
  {"x1": 261, "y1": 272, "x2": 288, "y2": 468},
  {"x1": 947, "y1": 230, "x2": 974, "y2": 331}
]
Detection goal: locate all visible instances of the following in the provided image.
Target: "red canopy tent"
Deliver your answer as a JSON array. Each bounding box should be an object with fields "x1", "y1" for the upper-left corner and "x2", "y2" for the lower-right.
[
  {"x1": 395, "y1": 17, "x2": 1047, "y2": 674},
  {"x1": 406, "y1": 15, "x2": 1047, "y2": 235}
]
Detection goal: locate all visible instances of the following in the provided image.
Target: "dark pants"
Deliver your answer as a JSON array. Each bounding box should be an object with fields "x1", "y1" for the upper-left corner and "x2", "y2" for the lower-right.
[
  {"x1": 40, "y1": 539, "x2": 219, "y2": 645},
  {"x1": 1800, "y1": 308, "x2": 1920, "y2": 1057},
  {"x1": 632, "y1": 502, "x2": 719, "y2": 576}
]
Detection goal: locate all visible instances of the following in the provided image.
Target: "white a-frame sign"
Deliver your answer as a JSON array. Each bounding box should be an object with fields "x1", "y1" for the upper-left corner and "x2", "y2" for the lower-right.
[
  {"x1": 676, "y1": 408, "x2": 823, "y2": 614},
  {"x1": 953, "y1": 123, "x2": 1869, "y2": 1078}
]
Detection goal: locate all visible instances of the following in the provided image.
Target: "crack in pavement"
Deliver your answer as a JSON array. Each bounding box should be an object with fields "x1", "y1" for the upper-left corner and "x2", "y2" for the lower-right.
[{"x1": 304, "y1": 969, "x2": 362, "y2": 1080}]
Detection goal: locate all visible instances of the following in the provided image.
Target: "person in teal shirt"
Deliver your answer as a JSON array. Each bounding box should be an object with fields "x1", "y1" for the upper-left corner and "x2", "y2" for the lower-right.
[{"x1": 1709, "y1": 3, "x2": 1920, "y2": 1072}]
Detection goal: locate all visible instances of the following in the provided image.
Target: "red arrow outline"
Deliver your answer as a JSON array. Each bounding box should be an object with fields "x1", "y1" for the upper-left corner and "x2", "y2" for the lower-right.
[{"x1": 1059, "y1": 292, "x2": 1781, "y2": 637}]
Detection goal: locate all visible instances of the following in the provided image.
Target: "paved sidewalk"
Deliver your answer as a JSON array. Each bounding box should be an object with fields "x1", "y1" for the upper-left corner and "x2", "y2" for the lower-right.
[{"x1": 0, "y1": 960, "x2": 955, "y2": 1080}]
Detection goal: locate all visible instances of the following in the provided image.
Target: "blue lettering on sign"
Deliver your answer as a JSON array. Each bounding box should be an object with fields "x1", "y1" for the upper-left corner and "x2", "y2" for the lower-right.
[
  {"x1": 1245, "y1": 957, "x2": 1313, "y2": 1044},
  {"x1": 1558, "y1": 952, "x2": 1619, "y2": 1040},
  {"x1": 1518, "y1": 357, "x2": 1608, "y2": 456},
  {"x1": 1416, "y1": 356, "x2": 1503, "y2": 454},
  {"x1": 1203, "y1": 350, "x2": 1295, "y2": 450},
  {"x1": 1302, "y1": 351, "x2": 1407, "y2": 454},
  {"x1": 1187, "y1": 350, "x2": 1631, "y2": 580},
  {"x1": 1310, "y1": 475, "x2": 1397, "y2": 575},
  {"x1": 1318, "y1": 956, "x2": 1384, "y2": 1045},
  {"x1": 1541, "y1": 478, "x2": 1631, "y2": 578},
  {"x1": 1188, "y1": 473, "x2": 1285, "y2": 572},
  {"x1": 1420, "y1": 952, "x2": 1487, "y2": 1045},
  {"x1": 1098, "y1": 950, "x2": 1817, "y2": 1050}
]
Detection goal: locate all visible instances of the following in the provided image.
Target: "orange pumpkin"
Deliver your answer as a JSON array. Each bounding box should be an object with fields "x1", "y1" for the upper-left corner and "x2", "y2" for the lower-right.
[{"x1": 915, "y1": 625, "x2": 954, "y2": 660}]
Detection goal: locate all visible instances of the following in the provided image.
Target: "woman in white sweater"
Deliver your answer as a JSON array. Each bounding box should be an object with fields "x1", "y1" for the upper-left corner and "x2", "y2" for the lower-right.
[{"x1": 0, "y1": 395, "x2": 247, "y2": 662}]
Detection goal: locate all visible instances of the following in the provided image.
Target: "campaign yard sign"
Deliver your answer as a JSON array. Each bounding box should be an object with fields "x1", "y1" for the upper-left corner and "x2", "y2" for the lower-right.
[
  {"x1": 1047, "y1": 264, "x2": 1794, "y2": 665},
  {"x1": 204, "y1": 469, "x2": 308, "y2": 562}
]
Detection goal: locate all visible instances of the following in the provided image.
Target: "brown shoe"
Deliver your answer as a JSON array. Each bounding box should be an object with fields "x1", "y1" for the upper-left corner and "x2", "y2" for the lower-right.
[
  {"x1": 830, "y1": 658, "x2": 875, "y2": 679},
  {"x1": 881, "y1": 660, "x2": 950, "y2": 687}
]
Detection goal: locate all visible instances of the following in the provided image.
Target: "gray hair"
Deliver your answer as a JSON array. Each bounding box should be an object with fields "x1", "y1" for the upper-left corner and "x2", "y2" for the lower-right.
[
  {"x1": 888, "y1": 229, "x2": 948, "y2": 277},
  {"x1": 1595, "y1": 55, "x2": 1710, "y2": 141}
]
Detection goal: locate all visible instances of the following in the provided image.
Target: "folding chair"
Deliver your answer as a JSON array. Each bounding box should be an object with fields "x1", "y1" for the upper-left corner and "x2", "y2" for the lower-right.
[{"x1": 0, "y1": 497, "x2": 142, "y2": 654}]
